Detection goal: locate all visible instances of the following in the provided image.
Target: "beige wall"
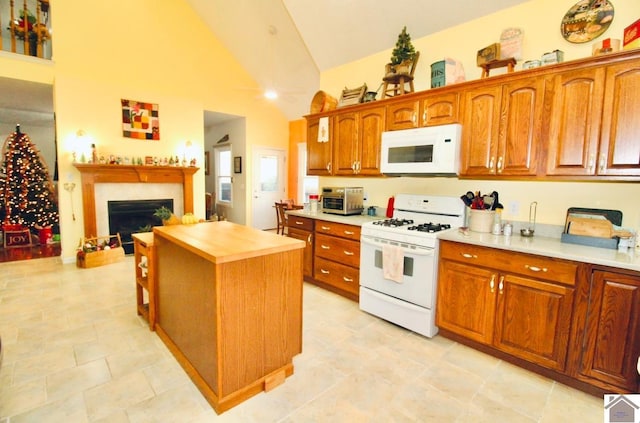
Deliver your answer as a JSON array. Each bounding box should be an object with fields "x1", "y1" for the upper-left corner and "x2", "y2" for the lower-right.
[
  {"x1": 0, "y1": 0, "x2": 289, "y2": 261},
  {"x1": 316, "y1": 0, "x2": 640, "y2": 231}
]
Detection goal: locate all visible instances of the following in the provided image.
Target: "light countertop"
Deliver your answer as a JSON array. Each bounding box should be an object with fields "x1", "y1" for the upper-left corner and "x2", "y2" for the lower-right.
[
  {"x1": 286, "y1": 210, "x2": 381, "y2": 226},
  {"x1": 153, "y1": 221, "x2": 304, "y2": 264},
  {"x1": 438, "y1": 229, "x2": 640, "y2": 273}
]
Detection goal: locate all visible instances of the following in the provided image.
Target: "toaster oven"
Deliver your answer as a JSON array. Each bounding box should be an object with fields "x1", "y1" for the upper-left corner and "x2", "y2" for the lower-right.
[{"x1": 321, "y1": 187, "x2": 364, "y2": 215}]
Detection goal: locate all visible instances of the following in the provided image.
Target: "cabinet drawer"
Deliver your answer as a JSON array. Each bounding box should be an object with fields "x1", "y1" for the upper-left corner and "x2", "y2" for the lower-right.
[
  {"x1": 315, "y1": 233, "x2": 360, "y2": 267},
  {"x1": 314, "y1": 257, "x2": 359, "y2": 295},
  {"x1": 315, "y1": 221, "x2": 360, "y2": 240},
  {"x1": 439, "y1": 241, "x2": 578, "y2": 286},
  {"x1": 287, "y1": 215, "x2": 314, "y2": 231}
]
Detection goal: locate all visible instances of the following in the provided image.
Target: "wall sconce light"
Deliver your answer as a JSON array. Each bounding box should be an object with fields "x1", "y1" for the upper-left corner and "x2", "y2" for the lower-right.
[{"x1": 73, "y1": 129, "x2": 94, "y2": 163}]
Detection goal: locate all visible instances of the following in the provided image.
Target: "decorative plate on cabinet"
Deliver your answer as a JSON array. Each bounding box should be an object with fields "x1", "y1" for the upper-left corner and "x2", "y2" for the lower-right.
[{"x1": 561, "y1": 0, "x2": 614, "y2": 43}]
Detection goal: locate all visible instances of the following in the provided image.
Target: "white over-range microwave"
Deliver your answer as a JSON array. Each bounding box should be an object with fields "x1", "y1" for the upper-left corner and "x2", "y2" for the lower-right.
[{"x1": 380, "y1": 123, "x2": 462, "y2": 176}]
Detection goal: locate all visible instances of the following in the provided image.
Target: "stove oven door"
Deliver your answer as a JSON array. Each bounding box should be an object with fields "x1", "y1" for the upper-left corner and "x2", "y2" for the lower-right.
[{"x1": 359, "y1": 235, "x2": 435, "y2": 308}]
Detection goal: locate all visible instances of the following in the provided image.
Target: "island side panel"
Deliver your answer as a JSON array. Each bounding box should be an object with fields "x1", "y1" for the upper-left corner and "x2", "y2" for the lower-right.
[
  {"x1": 217, "y1": 248, "x2": 303, "y2": 396},
  {"x1": 155, "y1": 237, "x2": 219, "y2": 393}
]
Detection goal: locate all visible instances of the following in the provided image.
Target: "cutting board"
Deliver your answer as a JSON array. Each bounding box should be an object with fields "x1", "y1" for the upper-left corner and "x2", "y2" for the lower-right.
[{"x1": 567, "y1": 217, "x2": 633, "y2": 238}]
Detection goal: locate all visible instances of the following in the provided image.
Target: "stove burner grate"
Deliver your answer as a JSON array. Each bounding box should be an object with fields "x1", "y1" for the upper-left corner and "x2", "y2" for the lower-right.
[
  {"x1": 372, "y1": 218, "x2": 414, "y2": 227},
  {"x1": 407, "y1": 222, "x2": 452, "y2": 233}
]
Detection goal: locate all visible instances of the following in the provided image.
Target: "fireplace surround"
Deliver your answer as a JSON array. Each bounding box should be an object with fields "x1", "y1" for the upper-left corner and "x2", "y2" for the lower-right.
[{"x1": 73, "y1": 164, "x2": 198, "y2": 238}]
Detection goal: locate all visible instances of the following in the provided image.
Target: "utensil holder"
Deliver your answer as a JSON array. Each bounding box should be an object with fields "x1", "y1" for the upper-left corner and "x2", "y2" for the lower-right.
[{"x1": 469, "y1": 209, "x2": 496, "y2": 233}]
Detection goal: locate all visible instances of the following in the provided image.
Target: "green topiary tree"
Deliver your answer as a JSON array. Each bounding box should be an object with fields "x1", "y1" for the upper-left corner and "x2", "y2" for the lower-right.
[{"x1": 390, "y1": 26, "x2": 416, "y2": 65}]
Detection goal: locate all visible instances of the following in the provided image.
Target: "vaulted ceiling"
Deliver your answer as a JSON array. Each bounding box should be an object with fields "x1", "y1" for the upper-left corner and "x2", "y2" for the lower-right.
[
  {"x1": 0, "y1": 1, "x2": 530, "y2": 126},
  {"x1": 187, "y1": 0, "x2": 530, "y2": 122}
]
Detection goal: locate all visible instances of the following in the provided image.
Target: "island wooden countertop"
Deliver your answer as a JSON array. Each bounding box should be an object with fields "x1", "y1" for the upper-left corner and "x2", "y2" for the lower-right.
[{"x1": 153, "y1": 221, "x2": 304, "y2": 264}]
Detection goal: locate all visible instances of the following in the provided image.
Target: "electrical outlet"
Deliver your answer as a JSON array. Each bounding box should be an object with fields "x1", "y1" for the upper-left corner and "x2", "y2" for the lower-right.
[{"x1": 509, "y1": 201, "x2": 520, "y2": 216}]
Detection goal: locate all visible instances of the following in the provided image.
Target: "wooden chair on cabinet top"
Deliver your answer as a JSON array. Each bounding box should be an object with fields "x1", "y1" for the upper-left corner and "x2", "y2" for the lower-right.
[{"x1": 382, "y1": 51, "x2": 420, "y2": 99}]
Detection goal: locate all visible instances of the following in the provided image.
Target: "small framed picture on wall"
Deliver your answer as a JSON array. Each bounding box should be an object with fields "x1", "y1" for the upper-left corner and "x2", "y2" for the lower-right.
[
  {"x1": 234, "y1": 156, "x2": 242, "y2": 174},
  {"x1": 204, "y1": 151, "x2": 210, "y2": 175}
]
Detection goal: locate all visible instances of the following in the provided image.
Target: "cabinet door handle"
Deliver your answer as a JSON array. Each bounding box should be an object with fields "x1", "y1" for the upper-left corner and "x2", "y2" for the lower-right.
[
  {"x1": 352, "y1": 161, "x2": 357, "y2": 172},
  {"x1": 598, "y1": 154, "x2": 606, "y2": 172},
  {"x1": 343, "y1": 276, "x2": 354, "y2": 282},
  {"x1": 321, "y1": 225, "x2": 331, "y2": 230},
  {"x1": 321, "y1": 244, "x2": 330, "y2": 249},
  {"x1": 461, "y1": 253, "x2": 478, "y2": 259},
  {"x1": 307, "y1": 234, "x2": 312, "y2": 245},
  {"x1": 357, "y1": 161, "x2": 361, "y2": 173},
  {"x1": 295, "y1": 221, "x2": 304, "y2": 225},
  {"x1": 412, "y1": 113, "x2": 417, "y2": 124},
  {"x1": 497, "y1": 156, "x2": 503, "y2": 173},
  {"x1": 344, "y1": 230, "x2": 355, "y2": 235},
  {"x1": 525, "y1": 264, "x2": 548, "y2": 272},
  {"x1": 320, "y1": 268, "x2": 330, "y2": 274},
  {"x1": 588, "y1": 154, "x2": 595, "y2": 173},
  {"x1": 489, "y1": 156, "x2": 495, "y2": 173},
  {"x1": 327, "y1": 162, "x2": 332, "y2": 172},
  {"x1": 343, "y1": 250, "x2": 354, "y2": 256},
  {"x1": 498, "y1": 276, "x2": 504, "y2": 294},
  {"x1": 422, "y1": 111, "x2": 427, "y2": 122},
  {"x1": 489, "y1": 275, "x2": 496, "y2": 293}
]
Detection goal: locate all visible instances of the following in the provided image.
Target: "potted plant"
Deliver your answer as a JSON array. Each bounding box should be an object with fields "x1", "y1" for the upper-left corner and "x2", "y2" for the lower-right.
[
  {"x1": 385, "y1": 26, "x2": 418, "y2": 77},
  {"x1": 153, "y1": 206, "x2": 180, "y2": 225}
]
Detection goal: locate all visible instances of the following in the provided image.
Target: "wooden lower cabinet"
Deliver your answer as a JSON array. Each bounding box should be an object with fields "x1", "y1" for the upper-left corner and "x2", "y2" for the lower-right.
[
  {"x1": 437, "y1": 241, "x2": 575, "y2": 372},
  {"x1": 572, "y1": 268, "x2": 640, "y2": 392},
  {"x1": 313, "y1": 222, "x2": 361, "y2": 300},
  {"x1": 286, "y1": 215, "x2": 314, "y2": 281},
  {"x1": 437, "y1": 240, "x2": 640, "y2": 395}
]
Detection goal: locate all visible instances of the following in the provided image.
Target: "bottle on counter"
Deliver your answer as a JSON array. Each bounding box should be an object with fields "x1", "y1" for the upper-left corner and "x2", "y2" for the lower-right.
[
  {"x1": 504, "y1": 222, "x2": 513, "y2": 237},
  {"x1": 309, "y1": 194, "x2": 319, "y2": 213},
  {"x1": 91, "y1": 144, "x2": 98, "y2": 164}
]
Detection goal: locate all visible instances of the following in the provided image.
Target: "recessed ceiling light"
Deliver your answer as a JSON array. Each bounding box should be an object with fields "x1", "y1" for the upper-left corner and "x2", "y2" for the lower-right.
[{"x1": 264, "y1": 89, "x2": 278, "y2": 100}]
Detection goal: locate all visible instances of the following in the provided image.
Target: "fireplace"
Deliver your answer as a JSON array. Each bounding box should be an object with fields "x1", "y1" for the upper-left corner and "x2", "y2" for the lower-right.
[{"x1": 108, "y1": 199, "x2": 173, "y2": 254}]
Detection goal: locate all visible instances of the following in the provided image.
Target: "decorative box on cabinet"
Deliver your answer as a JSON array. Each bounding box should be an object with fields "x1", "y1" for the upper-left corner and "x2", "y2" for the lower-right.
[
  {"x1": 313, "y1": 221, "x2": 361, "y2": 300},
  {"x1": 132, "y1": 232, "x2": 156, "y2": 330}
]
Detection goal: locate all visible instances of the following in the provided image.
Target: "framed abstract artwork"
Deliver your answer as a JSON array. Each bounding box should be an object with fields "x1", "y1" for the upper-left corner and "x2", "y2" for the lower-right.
[{"x1": 121, "y1": 99, "x2": 160, "y2": 140}]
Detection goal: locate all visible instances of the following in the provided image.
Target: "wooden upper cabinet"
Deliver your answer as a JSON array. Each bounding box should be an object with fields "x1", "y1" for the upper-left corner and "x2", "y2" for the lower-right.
[
  {"x1": 358, "y1": 106, "x2": 385, "y2": 175},
  {"x1": 498, "y1": 77, "x2": 544, "y2": 176},
  {"x1": 332, "y1": 112, "x2": 359, "y2": 175},
  {"x1": 306, "y1": 116, "x2": 333, "y2": 176},
  {"x1": 385, "y1": 99, "x2": 419, "y2": 130},
  {"x1": 599, "y1": 60, "x2": 640, "y2": 176},
  {"x1": 459, "y1": 84, "x2": 502, "y2": 176},
  {"x1": 421, "y1": 92, "x2": 460, "y2": 126},
  {"x1": 460, "y1": 77, "x2": 543, "y2": 177},
  {"x1": 545, "y1": 67, "x2": 605, "y2": 176}
]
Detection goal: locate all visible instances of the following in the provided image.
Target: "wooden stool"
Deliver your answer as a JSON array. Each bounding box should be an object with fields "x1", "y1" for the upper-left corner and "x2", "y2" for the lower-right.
[
  {"x1": 382, "y1": 51, "x2": 420, "y2": 99},
  {"x1": 480, "y1": 57, "x2": 517, "y2": 78},
  {"x1": 382, "y1": 74, "x2": 415, "y2": 98}
]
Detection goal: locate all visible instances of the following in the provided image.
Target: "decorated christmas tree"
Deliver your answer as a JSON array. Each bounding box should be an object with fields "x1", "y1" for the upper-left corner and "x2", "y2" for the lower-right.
[
  {"x1": 390, "y1": 26, "x2": 416, "y2": 65},
  {"x1": 0, "y1": 126, "x2": 59, "y2": 231}
]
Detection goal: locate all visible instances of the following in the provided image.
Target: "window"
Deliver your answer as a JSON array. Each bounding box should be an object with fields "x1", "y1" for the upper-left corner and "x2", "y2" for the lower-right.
[
  {"x1": 215, "y1": 146, "x2": 232, "y2": 204},
  {"x1": 298, "y1": 143, "x2": 318, "y2": 203}
]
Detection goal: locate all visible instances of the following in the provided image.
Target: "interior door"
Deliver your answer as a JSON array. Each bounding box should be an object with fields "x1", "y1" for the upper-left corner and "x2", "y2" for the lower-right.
[{"x1": 252, "y1": 148, "x2": 286, "y2": 230}]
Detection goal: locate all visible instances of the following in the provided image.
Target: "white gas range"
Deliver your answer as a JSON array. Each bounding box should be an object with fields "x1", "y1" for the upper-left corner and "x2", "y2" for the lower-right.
[{"x1": 359, "y1": 194, "x2": 466, "y2": 337}]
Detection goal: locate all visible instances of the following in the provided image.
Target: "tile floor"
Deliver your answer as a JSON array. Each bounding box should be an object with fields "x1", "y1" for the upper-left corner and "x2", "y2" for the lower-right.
[{"x1": 0, "y1": 256, "x2": 604, "y2": 422}]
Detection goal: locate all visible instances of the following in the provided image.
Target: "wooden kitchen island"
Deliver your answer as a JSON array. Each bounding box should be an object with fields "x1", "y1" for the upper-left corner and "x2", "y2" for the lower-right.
[{"x1": 152, "y1": 221, "x2": 305, "y2": 414}]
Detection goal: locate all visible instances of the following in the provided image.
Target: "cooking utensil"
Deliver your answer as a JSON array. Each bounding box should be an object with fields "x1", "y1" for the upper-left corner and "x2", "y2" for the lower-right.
[
  {"x1": 520, "y1": 201, "x2": 537, "y2": 237},
  {"x1": 567, "y1": 217, "x2": 634, "y2": 238}
]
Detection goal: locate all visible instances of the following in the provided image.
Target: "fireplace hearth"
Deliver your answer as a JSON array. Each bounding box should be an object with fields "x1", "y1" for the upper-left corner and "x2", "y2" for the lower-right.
[{"x1": 108, "y1": 199, "x2": 173, "y2": 254}]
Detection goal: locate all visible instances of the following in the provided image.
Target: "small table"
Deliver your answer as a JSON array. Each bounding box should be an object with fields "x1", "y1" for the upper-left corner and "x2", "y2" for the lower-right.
[
  {"x1": 132, "y1": 232, "x2": 156, "y2": 330},
  {"x1": 479, "y1": 57, "x2": 517, "y2": 78}
]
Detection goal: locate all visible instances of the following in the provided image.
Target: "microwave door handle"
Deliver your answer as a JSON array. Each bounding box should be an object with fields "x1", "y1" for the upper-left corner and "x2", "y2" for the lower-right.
[{"x1": 360, "y1": 237, "x2": 434, "y2": 256}]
